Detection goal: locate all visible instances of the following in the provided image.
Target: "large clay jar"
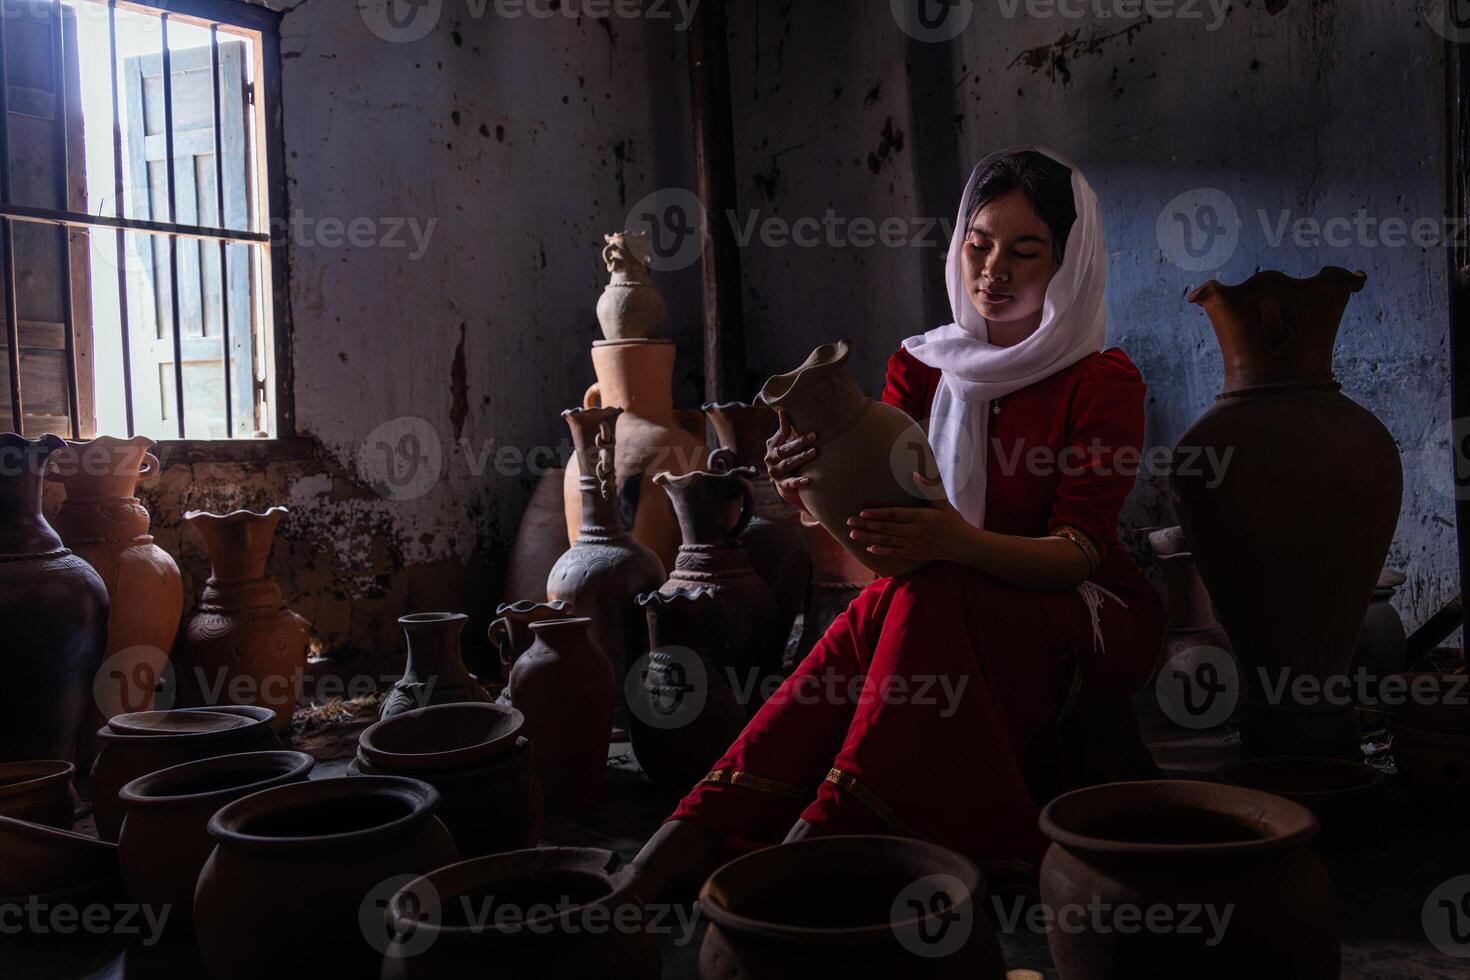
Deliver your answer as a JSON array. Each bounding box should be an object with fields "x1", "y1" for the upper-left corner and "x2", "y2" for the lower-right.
[
  {"x1": 0, "y1": 433, "x2": 109, "y2": 766},
  {"x1": 793, "y1": 510, "x2": 877, "y2": 664},
  {"x1": 488, "y1": 598, "x2": 572, "y2": 676},
  {"x1": 115, "y1": 750, "x2": 315, "y2": 935},
  {"x1": 502, "y1": 466, "x2": 569, "y2": 604},
  {"x1": 0, "y1": 760, "x2": 76, "y2": 829},
  {"x1": 629, "y1": 589, "x2": 750, "y2": 786},
  {"x1": 176, "y1": 507, "x2": 311, "y2": 734},
  {"x1": 757, "y1": 340, "x2": 943, "y2": 579},
  {"x1": 89, "y1": 704, "x2": 280, "y2": 842},
  {"x1": 698, "y1": 835, "x2": 1006, "y2": 979},
  {"x1": 596, "y1": 231, "x2": 667, "y2": 341},
  {"x1": 563, "y1": 339, "x2": 709, "y2": 571},
  {"x1": 1040, "y1": 780, "x2": 1338, "y2": 978},
  {"x1": 49, "y1": 436, "x2": 183, "y2": 767},
  {"x1": 382, "y1": 847, "x2": 661, "y2": 979},
  {"x1": 548, "y1": 408, "x2": 665, "y2": 693},
  {"x1": 1354, "y1": 568, "x2": 1408, "y2": 680},
  {"x1": 1144, "y1": 526, "x2": 1234, "y2": 667},
  {"x1": 1171, "y1": 268, "x2": 1401, "y2": 758},
  {"x1": 498, "y1": 617, "x2": 612, "y2": 811},
  {"x1": 381, "y1": 613, "x2": 492, "y2": 720},
  {"x1": 194, "y1": 776, "x2": 459, "y2": 980}
]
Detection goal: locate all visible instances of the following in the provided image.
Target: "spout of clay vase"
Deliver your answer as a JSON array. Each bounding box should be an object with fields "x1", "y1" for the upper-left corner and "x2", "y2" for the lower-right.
[
  {"x1": 756, "y1": 340, "x2": 853, "y2": 408},
  {"x1": 184, "y1": 507, "x2": 288, "y2": 581}
]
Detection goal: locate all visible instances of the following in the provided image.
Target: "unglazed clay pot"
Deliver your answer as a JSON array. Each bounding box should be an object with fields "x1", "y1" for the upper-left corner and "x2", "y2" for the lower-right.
[
  {"x1": 489, "y1": 599, "x2": 572, "y2": 676},
  {"x1": 1039, "y1": 780, "x2": 1338, "y2": 978},
  {"x1": 48, "y1": 436, "x2": 183, "y2": 769},
  {"x1": 1144, "y1": 526, "x2": 1233, "y2": 668},
  {"x1": 116, "y1": 750, "x2": 315, "y2": 935},
  {"x1": 194, "y1": 776, "x2": 459, "y2": 980},
  {"x1": 0, "y1": 433, "x2": 110, "y2": 766},
  {"x1": 548, "y1": 408, "x2": 665, "y2": 694},
  {"x1": 498, "y1": 617, "x2": 612, "y2": 811},
  {"x1": 359, "y1": 701, "x2": 525, "y2": 774},
  {"x1": 502, "y1": 466, "x2": 570, "y2": 604},
  {"x1": 0, "y1": 760, "x2": 76, "y2": 829},
  {"x1": 596, "y1": 231, "x2": 667, "y2": 341},
  {"x1": 1354, "y1": 568, "x2": 1408, "y2": 680},
  {"x1": 757, "y1": 341, "x2": 943, "y2": 579},
  {"x1": 176, "y1": 507, "x2": 311, "y2": 734},
  {"x1": 381, "y1": 613, "x2": 492, "y2": 720},
  {"x1": 1215, "y1": 755, "x2": 1385, "y2": 847},
  {"x1": 89, "y1": 705, "x2": 280, "y2": 842},
  {"x1": 1171, "y1": 268, "x2": 1401, "y2": 758},
  {"x1": 382, "y1": 847, "x2": 661, "y2": 979},
  {"x1": 698, "y1": 835, "x2": 1006, "y2": 980},
  {"x1": 0, "y1": 816, "x2": 128, "y2": 970},
  {"x1": 563, "y1": 339, "x2": 709, "y2": 571}
]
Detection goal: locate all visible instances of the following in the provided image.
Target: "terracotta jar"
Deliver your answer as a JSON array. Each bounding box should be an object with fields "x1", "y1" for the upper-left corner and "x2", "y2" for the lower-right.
[
  {"x1": 89, "y1": 704, "x2": 280, "y2": 842},
  {"x1": 1144, "y1": 526, "x2": 1234, "y2": 666},
  {"x1": 49, "y1": 436, "x2": 183, "y2": 768},
  {"x1": 1354, "y1": 568, "x2": 1408, "y2": 680},
  {"x1": 381, "y1": 847, "x2": 661, "y2": 979},
  {"x1": 176, "y1": 507, "x2": 311, "y2": 734},
  {"x1": 698, "y1": 835, "x2": 1006, "y2": 979},
  {"x1": 194, "y1": 776, "x2": 459, "y2": 980},
  {"x1": 0, "y1": 433, "x2": 110, "y2": 766},
  {"x1": 548, "y1": 408, "x2": 665, "y2": 693},
  {"x1": 629, "y1": 589, "x2": 750, "y2": 786},
  {"x1": 1216, "y1": 755, "x2": 1385, "y2": 847},
  {"x1": 0, "y1": 760, "x2": 76, "y2": 829},
  {"x1": 502, "y1": 466, "x2": 570, "y2": 604},
  {"x1": 1039, "y1": 780, "x2": 1338, "y2": 978},
  {"x1": 1171, "y1": 268, "x2": 1401, "y2": 758},
  {"x1": 116, "y1": 750, "x2": 315, "y2": 935},
  {"x1": 562, "y1": 339, "x2": 708, "y2": 571},
  {"x1": 656, "y1": 466, "x2": 785, "y2": 686},
  {"x1": 596, "y1": 231, "x2": 667, "y2": 341},
  {"x1": 793, "y1": 510, "x2": 877, "y2": 664},
  {"x1": 489, "y1": 599, "x2": 572, "y2": 676},
  {"x1": 757, "y1": 340, "x2": 943, "y2": 579},
  {"x1": 381, "y1": 613, "x2": 492, "y2": 720},
  {"x1": 0, "y1": 814, "x2": 127, "y2": 964},
  {"x1": 498, "y1": 617, "x2": 612, "y2": 811}
]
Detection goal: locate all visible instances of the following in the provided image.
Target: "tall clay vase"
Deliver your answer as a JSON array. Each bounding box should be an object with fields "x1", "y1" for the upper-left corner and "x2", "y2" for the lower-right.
[
  {"x1": 1144, "y1": 526, "x2": 1234, "y2": 667},
  {"x1": 176, "y1": 508, "x2": 310, "y2": 735},
  {"x1": 499, "y1": 617, "x2": 613, "y2": 811},
  {"x1": 758, "y1": 340, "x2": 944, "y2": 579},
  {"x1": 562, "y1": 339, "x2": 709, "y2": 572},
  {"x1": 381, "y1": 613, "x2": 493, "y2": 719},
  {"x1": 548, "y1": 408, "x2": 665, "y2": 694},
  {"x1": 49, "y1": 436, "x2": 183, "y2": 768},
  {"x1": 502, "y1": 466, "x2": 569, "y2": 603},
  {"x1": 1171, "y1": 268, "x2": 1402, "y2": 758},
  {"x1": 488, "y1": 599, "x2": 572, "y2": 675},
  {"x1": 0, "y1": 433, "x2": 109, "y2": 765}
]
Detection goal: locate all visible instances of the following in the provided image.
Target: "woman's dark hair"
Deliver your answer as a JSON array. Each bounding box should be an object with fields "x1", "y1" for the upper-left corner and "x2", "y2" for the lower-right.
[{"x1": 966, "y1": 151, "x2": 1076, "y2": 264}]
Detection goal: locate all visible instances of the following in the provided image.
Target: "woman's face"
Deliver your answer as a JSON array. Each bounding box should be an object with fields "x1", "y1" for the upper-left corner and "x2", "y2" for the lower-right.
[{"x1": 960, "y1": 188, "x2": 1061, "y2": 335}]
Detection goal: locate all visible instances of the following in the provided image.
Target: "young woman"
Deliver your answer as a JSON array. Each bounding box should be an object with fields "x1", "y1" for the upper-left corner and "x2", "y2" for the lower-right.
[{"x1": 632, "y1": 146, "x2": 1163, "y2": 895}]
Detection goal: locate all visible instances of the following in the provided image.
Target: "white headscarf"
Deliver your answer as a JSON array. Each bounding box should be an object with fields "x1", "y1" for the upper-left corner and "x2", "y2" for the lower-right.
[{"x1": 902, "y1": 144, "x2": 1108, "y2": 528}]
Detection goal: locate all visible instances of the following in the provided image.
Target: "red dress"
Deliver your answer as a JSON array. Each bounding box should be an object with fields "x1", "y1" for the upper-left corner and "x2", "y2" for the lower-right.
[{"x1": 668, "y1": 346, "x2": 1164, "y2": 882}]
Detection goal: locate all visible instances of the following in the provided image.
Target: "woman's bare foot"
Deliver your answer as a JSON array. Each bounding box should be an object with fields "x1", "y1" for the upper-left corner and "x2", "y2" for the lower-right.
[{"x1": 782, "y1": 818, "x2": 816, "y2": 844}]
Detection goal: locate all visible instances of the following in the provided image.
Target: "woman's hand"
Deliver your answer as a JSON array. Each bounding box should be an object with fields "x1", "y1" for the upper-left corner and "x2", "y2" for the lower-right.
[
  {"x1": 847, "y1": 473, "x2": 975, "y2": 563},
  {"x1": 764, "y1": 409, "x2": 816, "y2": 512}
]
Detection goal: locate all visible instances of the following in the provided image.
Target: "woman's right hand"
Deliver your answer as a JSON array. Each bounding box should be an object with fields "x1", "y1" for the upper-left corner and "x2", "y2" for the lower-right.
[{"x1": 765, "y1": 410, "x2": 817, "y2": 512}]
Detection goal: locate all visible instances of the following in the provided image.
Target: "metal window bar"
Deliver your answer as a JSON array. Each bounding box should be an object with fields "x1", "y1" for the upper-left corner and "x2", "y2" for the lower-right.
[
  {"x1": 51, "y1": 0, "x2": 80, "y2": 438},
  {"x1": 108, "y1": 0, "x2": 134, "y2": 436},
  {"x1": 0, "y1": 6, "x2": 20, "y2": 434},
  {"x1": 209, "y1": 24, "x2": 232, "y2": 437},
  {"x1": 160, "y1": 14, "x2": 185, "y2": 438}
]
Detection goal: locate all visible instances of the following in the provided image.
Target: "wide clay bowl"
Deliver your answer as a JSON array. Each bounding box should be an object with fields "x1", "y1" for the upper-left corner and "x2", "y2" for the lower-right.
[
  {"x1": 0, "y1": 820, "x2": 127, "y2": 960},
  {"x1": 0, "y1": 760, "x2": 76, "y2": 829},
  {"x1": 1215, "y1": 755, "x2": 1386, "y2": 846},
  {"x1": 359, "y1": 701, "x2": 525, "y2": 774},
  {"x1": 105, "y1": 709, "x2": 252, "y2": 737},
  {"x1": 697, "y1": 835, "x2": 1006, "y2": 979},
  {"x1": 1391, "y1": 723, "x2": 1470, "y2": 818},
  {"x1": 0, "y1": 815, "x2": 119, "y2": 897},
  {"x1": 1386, "y1": 672, "x2": 1470, "y2": 735}
]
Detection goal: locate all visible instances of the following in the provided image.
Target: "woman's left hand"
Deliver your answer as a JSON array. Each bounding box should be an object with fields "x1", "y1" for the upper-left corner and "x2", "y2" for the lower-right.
[{"x1": 847, "y1": 473, "x2": 975, "y2": 563}]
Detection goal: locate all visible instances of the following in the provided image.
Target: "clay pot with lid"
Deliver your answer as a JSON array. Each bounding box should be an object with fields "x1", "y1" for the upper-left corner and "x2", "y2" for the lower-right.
[
  {"x1": 381, "y1": 613, "x2": 492, "y2": 720},
  {"x1": 1039, "y1": 780, "x2": 1339, "y2": 978},
  {"x1": 194, "y1": 776, "x2": 459, "y2": 980},
  {"x1": 0, "y1": 433, "x2": 110, "y2": 766},
  {"x1": 757, "y1": 340, "x2": 944, "y2": 579},
  {"x1": 89, "y1": 704, "x2": 280, "y2": 842},
  {"x1": 489, "y1": 599, "x2": 572, "y2": 676},
  {"x1": 0, "y1": 760, "x2": 76, "y2": 829}
]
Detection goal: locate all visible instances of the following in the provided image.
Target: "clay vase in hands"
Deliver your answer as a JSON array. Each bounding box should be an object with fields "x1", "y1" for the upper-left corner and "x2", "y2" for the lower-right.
[
  {"x1": 49, "y1": 436, "x2": 183, "y2": 768},
  {"x1": 757, "y1": 340, "x2": 944, "y2": 579},
  {"x1": 1171, "y1": 268, "x2": 1401, "y2": 758},
  {"x1": 488, "y1": 599, "x2": 571, "y2": 677},
  {"x1": 176, "y1": 508, "x2": 310, "y2": 734},
  {"x1": 596, "y1": 231, "x2": 667, "y2": 341},
  {"x1": 0, "y1": 433, "x2": 109, "y2": 766},
  {"x1": 548, "y1": 408, "x2": 665, "y2": 694},
  {"x1": 1144, "y1": 526, "x2": 1234, "y2": 668},
  {"x1": 381, "y1": 613, "x2": 493, "y2": 720}
]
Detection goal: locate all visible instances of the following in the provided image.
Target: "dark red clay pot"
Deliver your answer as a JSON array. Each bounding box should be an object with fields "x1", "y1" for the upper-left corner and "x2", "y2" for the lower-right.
[
  {"x1": 0, "y1": 760, "x2": 76, "y2": 829},
  {"x1": 358, "y1": 701, "x2": 524, "y2": 774}
]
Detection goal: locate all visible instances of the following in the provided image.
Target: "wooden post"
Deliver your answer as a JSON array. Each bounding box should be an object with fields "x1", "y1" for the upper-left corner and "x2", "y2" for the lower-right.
[{"x1": 1444, "y1": 31, "x2": 1470, "y2": 648}]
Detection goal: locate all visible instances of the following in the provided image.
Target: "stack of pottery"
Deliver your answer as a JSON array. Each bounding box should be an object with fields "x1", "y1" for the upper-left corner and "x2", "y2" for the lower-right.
[
  {"x1": 175, "y1": 507, "x2": 311, "y2": 734},
  {"x1": 351, "y1": 701, "x2": 542, "y2": 857},
  {"x1": 1388, "y1": 672, "x2": 1470, "y2": 816},
  {"x1": 1144, "y1": 526, "x2": 1233, "y2": 666},
  {"x1": 89, "y1": 705, "x2": 280, "y2": 841},
  {"x1": 502, "y1": 466, "x2": 570, "y2": 604},
  {"x1": 381, "y1": 613, "x2": 492, "y2": 720},
  {"x1": 48, "y1": 436, "x2": 183, "y2": 768},
  {"x1": 1171, "y1": 268, "x2": 1401, "y2": 758},
  {"x1": 194, "y1": 776, "x2": 459, "y2": 979},
  {"x1": 0, "y1": 760, "x2": 77, "y2": 828},
  {"x1": 0, "y1": 433, "x2": 110, "y2": 765},
  {"x1": 489, "y1": 599, "x2": 571, "y2": 676},
  {"x1": 1354, "y1": 568, "x2": 1409, "y2": 679},
  {"x1": 1215, "y1": 755, "x2": 1386, "y2": 846}
]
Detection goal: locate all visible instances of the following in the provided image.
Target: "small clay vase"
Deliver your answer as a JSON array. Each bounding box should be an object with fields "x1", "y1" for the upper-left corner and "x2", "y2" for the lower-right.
[
  {"x1": 176, "y1": 507, "x2": 311, "y2": 734},
  {"x1": 502, "y1": 466, "x2": 570, "y2": 603},
  {"x1": 1354, "y1": 568, "x2": 1408, "y2": 680},
  {"x1": 498, "y1": 617, "x2": 613, "y2": 811},
  {"x1": 489, "y1": 599, "x2": 572, "y2": 675},
  {"x1": 596, "y1": 231, "x2": 667, "y2": 341},
  {"x1": 757, "y1": 340, "x2": 944, "y2": 579},
  {"x1": 1216, "y1": 755, "x2": 1386, "y2": 847},
  {"x1": 548, "y1": 408, "x2": 665, "y2": 694},
  {"x1": 49, "y1": 436, "x2": 183, "y2": 769},
  {"x1": 116, "y1": 750, "x2": 315, "y2": 935},
  {"x1": 381, "y1": 847, "x2": 661, "y2": 979},
  {"x1": 1144, "y1": 526, "x2": 1234, "y2": 666},
  {"x1": 381, "y1": 613, "x2": 492, "y2": 720},
  {"x1": 194, "y1": 776, "x2": 459, "y2": 980},
  {"x1": 0, "y1": 433, "x2": 110, "y2": 766},
  {"x1": 89, "y1": 705, "x2": 280, "y2": 842},
  {"x1": 0, "y1": 760, "x2": 77, "y2": 829}
]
